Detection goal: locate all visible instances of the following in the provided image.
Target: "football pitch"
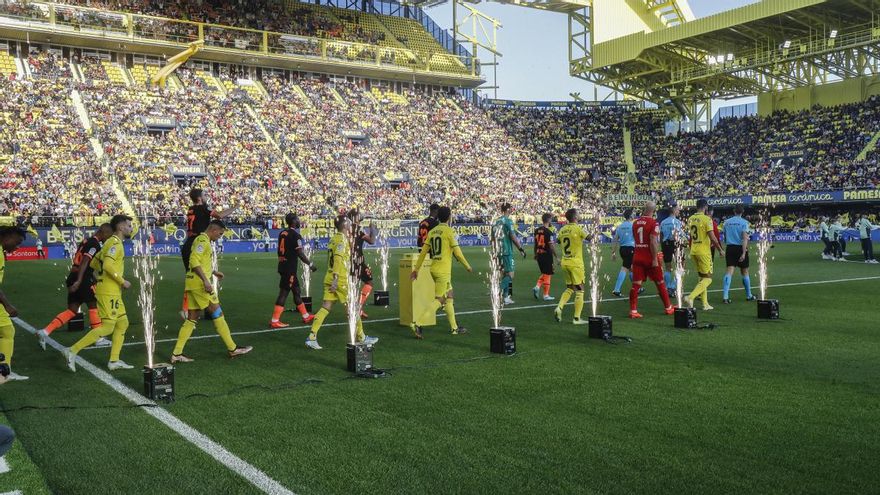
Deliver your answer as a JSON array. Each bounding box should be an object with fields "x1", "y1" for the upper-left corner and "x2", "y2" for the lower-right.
[{"x1": 1, "y1": 243, "x2": 879, "y2": 494}]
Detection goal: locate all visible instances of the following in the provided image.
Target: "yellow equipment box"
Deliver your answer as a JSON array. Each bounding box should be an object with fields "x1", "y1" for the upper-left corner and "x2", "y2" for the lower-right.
[{"x1": 399, "y1": 253, "x2": 436, "y2": 327}]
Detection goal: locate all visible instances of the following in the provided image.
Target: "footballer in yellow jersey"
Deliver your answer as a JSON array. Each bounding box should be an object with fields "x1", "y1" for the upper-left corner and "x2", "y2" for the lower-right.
[
  {"x1": 306, "y1": 215, "x2": 378, "y2": 350},
  {"x1": 554, "y1": 209, "x2": 589, "y2": 325},
  {"x1": 66, "y1": 215, "x2": 135, "y2": 372},
  {"x1": 685, "y1": 200, "x2": 724, "y2": 310},
  {"x1": 0, "y1": 226, "x2": 26, "y2": 380},
  {"x1": 172, "y1": 220, "x2": 252, "y2": 362},
  {"x1": 410, "y1": 206, "x2": 473, "y2": 338}
]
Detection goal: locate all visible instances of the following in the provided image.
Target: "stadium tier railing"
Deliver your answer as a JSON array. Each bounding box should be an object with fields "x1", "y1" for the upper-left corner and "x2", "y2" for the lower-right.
[{"x1": 0, "y1": 0, "x2": 476, "y2": 77}]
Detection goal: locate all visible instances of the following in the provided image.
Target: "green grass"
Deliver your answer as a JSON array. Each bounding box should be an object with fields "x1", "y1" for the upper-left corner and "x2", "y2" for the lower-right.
[{"x1": 1, "y1": 243, "x2": 879, "y2": 494}]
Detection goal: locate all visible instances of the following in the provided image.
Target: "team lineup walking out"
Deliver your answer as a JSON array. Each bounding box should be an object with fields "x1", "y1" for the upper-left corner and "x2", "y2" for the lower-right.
[
  {"x1": 410, "y1": 206, "x2": 473, "y2": 338},
  {"x1": 628, "y1": 202, "x2": 675, "y2": 319},
  {"x1": 171, "y1": 220, "x2": 253, "y2": 363},
  {"x1": 270, "y1": 213, "x2": 317, "y2": 329},
  {"x1": 306, "y1": 216, "x2": 378, "y2": 350},
  {"x1": 64, "y1": 215, "x2": 135, "y2": 372},
  {"x1": 37, "y1": 224, "x2": 114, "y2": 350},
  {"x1": 554, "y1": 209, "x2": 589, "y2": 325},
  {"x1": 8, "y1": 185, "x2": 871, "y2": 382},
  {"x1": 532, "y1": 213, "x2": 557, "y2": 302}
]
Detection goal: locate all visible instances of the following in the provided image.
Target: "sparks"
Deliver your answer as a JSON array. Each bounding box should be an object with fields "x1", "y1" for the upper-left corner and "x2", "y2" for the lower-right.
[
  {"x1": 673, "y1": 223, "x2": 687, "y2": 308},
  {"x1": 756, "y1": 212, "x2": 771, "y2": 300},
  {"x1": 301, "y1": 234, "x2": 312, "y2": 297},
  {"x1": 377, "y1": 227, "x2": 390, "y2": 292},
  {"x1": 488, "y1": 217, "x2": 504, "y2": 328},
  {"x1": 132, "y1": 212, "x2": 160, "y2": 368},
  {"x1": 345, "y1": 222, "x2": 361, "y2": 345},
  {"x1": 586, "y1": 206, "x2": 605, "y2": 317}
]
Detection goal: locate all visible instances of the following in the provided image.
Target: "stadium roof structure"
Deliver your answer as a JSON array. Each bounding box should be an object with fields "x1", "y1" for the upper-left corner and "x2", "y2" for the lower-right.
[
  {"x1": 422, "y1": 0, "x2": 878, "y2": 125},
  {"x1": 567, "y1": 0, "x2": 880, "y2": 125}
]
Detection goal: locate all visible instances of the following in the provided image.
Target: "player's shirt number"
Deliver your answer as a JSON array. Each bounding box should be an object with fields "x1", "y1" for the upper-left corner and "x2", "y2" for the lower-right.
[
  {"x1": 562, "y1": 237, "x2": 571, "y2": 256},
  {"x1": 430, "y1": 237, "x2": 442, "y2": 258}
]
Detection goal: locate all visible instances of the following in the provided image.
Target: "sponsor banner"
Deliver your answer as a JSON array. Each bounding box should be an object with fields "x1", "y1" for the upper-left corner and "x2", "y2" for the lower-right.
[
  {"x1": 141, "y1": 115, "x2": 177, "y2": 129},
  {"x1": 676, "y1": 189, "x2": 880, "y2": 208},
  {"x1": 14, "y1": 222, "x2": 880, "y2": 260},
  {"x1": 607, "y1": 194, "x2": 654, "y2": 207},
  {"x1": 482, "y1": 99, "x2": 640, "y2": 109},
  {"x1": 767, "y1": 149, "x2": 805, "y2": 159},
  {"x1": 168, "y1": 164, "x2": 207, "y2": 177},
  {"x1": 4, "y1": 247, "x2": 42, "y2": 261}
]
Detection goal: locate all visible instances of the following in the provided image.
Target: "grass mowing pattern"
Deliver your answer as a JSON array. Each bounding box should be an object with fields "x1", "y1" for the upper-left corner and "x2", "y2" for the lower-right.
[{"x1": 1, "y1": 243, "x2": 879, "y2": 494}]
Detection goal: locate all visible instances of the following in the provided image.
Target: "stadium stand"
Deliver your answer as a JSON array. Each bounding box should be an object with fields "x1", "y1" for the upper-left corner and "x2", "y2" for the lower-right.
[
  {"x1": 2, "y1": 33, "x2": 879, "y2": 225},
  {"x1": 0, "y1": 49, "x2": 120, "y2": 223},
  {"x1": 628, "y1": 98, "x2": 880, "y2": 201}
]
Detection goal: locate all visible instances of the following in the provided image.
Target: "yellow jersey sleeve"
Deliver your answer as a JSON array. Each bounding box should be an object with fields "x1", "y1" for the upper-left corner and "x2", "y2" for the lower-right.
[
  {"x1": 95, "y1": 236, "x2": 125, "y2": 295},
  {"x1": 192, "y1": 235, "x2": 212, "y2": 273},
  {"x1": 331, "y1": 235, "x2": 347, "y2": 278},
  {"x1": 0, "y1": 250, "x2": 5, "y2": 285}
]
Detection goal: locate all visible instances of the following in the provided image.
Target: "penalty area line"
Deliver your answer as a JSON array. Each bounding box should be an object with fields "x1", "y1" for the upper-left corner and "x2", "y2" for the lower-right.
[
  {"x1": 12, "y1": 317, "x2": 296, "y2": 495},
  {"x1": 108, "y1": 275, "x2": 880, "y2": 349}
]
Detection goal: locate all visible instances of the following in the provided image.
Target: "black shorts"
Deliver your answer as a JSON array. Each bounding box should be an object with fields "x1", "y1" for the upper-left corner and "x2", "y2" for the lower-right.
[
  {"x1": 360, "y1": 265, "x2": 373, "y2": 284},
  {"x1": 661, "y1": 240, "x2": 676, "y2": 263},
  {"x1": 619, "y1": 246, "x2": 634, "y2": 269},
  {"x1": 65, "y1": 273, "x2": 96, "y2": 305},
  {"x1": 725, "y1": 245, "x2": 750, "y2": 269},
  {"x1": 278, "y1": 269, "x2": 301, "y2": 290},
  {"x1": 181, "y1": 236, "x2": 195, "y2": 271},
  {"x1": 536, "y1": 254, "x2": 554, "y2": 275}
]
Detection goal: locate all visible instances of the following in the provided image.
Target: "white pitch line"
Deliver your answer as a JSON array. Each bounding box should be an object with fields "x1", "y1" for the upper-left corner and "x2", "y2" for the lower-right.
[
  {"x1": 12, "y1": 318, "x2": 295, "y2": 495},
  {"x1": 101, "y1": 275, "x2": 880, "y2": 349},
  {"x1": 0, "y1": 491, "x2": 23, "y2": 495},
  {"x1": 0, "y1": 458, "x2": 8, "y2": 474}
]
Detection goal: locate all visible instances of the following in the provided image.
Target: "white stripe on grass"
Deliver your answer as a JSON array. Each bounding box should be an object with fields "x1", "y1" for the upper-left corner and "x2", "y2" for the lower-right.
[
  {"x1": 0, "y1": 457, "x2": 8, "y2": 474},
  {"x1": 13, "y1": 318, "x2": 296, "y2": 495},
  {"x1": 102, "y1": 275, "x2": 880, "y2": 349}
]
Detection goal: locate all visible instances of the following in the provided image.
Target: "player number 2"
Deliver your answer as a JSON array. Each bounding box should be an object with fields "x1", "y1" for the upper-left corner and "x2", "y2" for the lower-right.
[{"x1": 562, "y1": 237, "x2": 571, "y2": 256}]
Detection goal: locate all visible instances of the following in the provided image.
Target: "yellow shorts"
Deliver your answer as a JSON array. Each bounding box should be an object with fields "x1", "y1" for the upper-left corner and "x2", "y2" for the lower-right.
[
  {"x1": 96, "y1": 294, "x2": 126, "y2": 324},
  {"x1": 323, "y1": 282, "x2": 349, "y2": 303},
  {"x1": 561, "y1": 263, "x2": 585, "y2": 286},
  {"x1": 186, "y1": 288, "x2": 220, "y2": 311},
  {"x1": 691, "y1": 254, "x2": 713, "y2": 275},
  {"x1": 430, "y1": 271, "x2": 452, "y2": 298},
  {"x1": 0, "y1": 304, "x2": 10, "y2": 327}
]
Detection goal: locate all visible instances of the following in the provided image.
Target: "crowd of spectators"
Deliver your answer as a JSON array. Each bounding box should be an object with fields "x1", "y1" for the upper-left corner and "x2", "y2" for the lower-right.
[
  {"x1": 1, "y1": 50, "x2": 119, "y2": 223},
  {"x1": 491, "y1": 99, "x2": 880, "y2": 207},
  {"x1": 490, "y1": 106, "x2": 630, "y2": 199},
  {"x1": 4, "y1": 46, "x2": 880, "y2": 226},
  {"x1": 628, "y1": 99, "x2": 880, "y2": 202},
  {"x1": 257, "y1": 75, "x2": 571, "y2": 221}
]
